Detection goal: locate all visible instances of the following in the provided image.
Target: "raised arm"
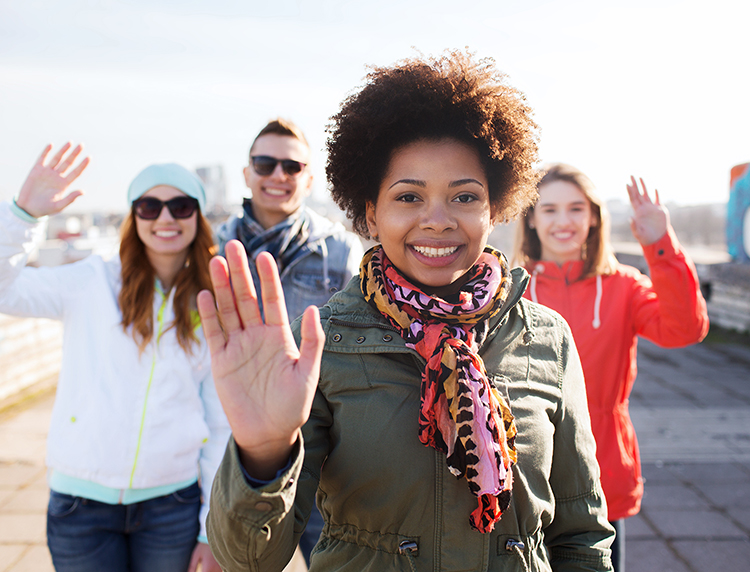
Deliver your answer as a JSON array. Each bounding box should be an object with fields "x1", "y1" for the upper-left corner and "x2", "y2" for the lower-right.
[
  {"x1": 626, "y1": 176, "x2": 668, "y2": 246},
  {"x1": 15, "y1": 143, "x2": 89, "y2": 218},
  {"x1": 196, "y1": 241, "x2": 325, "y2": 479}
]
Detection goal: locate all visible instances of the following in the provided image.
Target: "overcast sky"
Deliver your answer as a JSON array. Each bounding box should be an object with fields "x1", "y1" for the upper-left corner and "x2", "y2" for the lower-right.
[{"x1": 1, "y1": 0, "x2": 748, "y2": 213}]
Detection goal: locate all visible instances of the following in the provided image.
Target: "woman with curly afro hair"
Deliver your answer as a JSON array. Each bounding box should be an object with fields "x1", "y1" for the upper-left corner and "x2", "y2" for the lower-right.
[{"x1": 200, "y1": 50, "x2": 615, "y2": 572}]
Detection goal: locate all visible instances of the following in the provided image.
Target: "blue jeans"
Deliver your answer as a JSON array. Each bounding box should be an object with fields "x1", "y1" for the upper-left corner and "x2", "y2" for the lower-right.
[
  {"x1": 47, "y1": 483, "x2": 200, "y2": 572},
  {"x1": 610, "y1": 519, "x2": 625, "y2": 572}
]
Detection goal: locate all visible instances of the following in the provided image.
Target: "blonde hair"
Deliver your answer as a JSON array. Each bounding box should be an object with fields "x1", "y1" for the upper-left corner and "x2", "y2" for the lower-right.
[
  {"x1": 512, "y1": 163, "x2": 618, "y2": 279},
  {"x1": 118, "y1": 210, "x2": 216, "y2": 354}
]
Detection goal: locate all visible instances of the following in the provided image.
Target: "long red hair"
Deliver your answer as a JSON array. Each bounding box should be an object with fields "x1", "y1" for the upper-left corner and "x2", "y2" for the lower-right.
[{"x1": 118, "y1": 210, "x2": 216, "y2": 354}]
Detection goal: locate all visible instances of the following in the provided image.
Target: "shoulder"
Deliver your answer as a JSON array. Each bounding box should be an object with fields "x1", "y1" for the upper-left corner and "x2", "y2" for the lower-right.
[{"x1": 305, "y1": 207, "x2": 360, "y2": 246}]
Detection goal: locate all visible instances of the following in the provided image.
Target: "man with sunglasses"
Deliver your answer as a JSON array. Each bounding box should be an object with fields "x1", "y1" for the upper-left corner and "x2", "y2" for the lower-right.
[{"x1": 216, "y1": 118, "x2": 363, "y2": 565}]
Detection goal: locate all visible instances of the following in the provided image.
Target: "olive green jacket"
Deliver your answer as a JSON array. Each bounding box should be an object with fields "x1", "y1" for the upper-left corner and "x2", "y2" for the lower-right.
[{"x1": 207, "y1": 268, "x2": 614, "y2": 571}]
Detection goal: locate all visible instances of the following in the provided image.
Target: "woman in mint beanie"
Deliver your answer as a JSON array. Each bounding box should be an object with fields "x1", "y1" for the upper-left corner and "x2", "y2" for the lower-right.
[{"x1": 0, "y1": 145, "x2": 229, "y2": 572}]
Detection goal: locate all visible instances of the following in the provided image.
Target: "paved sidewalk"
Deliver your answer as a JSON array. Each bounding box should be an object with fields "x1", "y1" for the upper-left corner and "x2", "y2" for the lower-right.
[{"x1": 0, "y1": 333, "x2": 748, "y2": 571}]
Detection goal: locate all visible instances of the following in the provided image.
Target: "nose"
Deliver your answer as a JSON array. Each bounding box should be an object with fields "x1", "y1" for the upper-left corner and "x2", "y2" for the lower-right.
[
  {"x1": 269, "y1": 162, "x2": 290, "y2": 180},
  {"x1": 419, "y1": 200, "x2": 457, "y2": 232},
  {"x1": 155, "y1": 204, "x2": 176, "y2": 222}
]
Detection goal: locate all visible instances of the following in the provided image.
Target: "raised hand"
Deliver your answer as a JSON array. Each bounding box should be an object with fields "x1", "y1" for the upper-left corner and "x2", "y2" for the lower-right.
[
  {"x1": 626, "y1": 176, "x2": 669, "y2": 246},
  {"x1": 196, "y1": 241, "x2": 325, "y2": 479},
  {"x1": 16, "y1": 143, "x2": 90, "y2": 218}
]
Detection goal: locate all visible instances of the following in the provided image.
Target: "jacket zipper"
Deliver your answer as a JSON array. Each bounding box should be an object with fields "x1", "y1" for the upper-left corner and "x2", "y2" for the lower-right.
[{"x1": 128, "y1": 292, "x2": 168, "y2": 489}]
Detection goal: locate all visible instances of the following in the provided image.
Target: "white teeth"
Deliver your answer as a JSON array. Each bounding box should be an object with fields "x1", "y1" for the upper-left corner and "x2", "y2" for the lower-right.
[
  {"x1": 264, "y1": 188, "x2": 287, "y2": 196},
  {"x1": 155, "y1": 230, "x2": 179, "y2": 238},
  {"x1": 412, "y1": 245, "x2": 458, "y2": 258}
]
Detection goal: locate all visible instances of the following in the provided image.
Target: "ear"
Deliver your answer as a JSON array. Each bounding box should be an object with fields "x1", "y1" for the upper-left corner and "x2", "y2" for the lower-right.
[
  {"x1": 302, "y1": 171, "x2": 313, "y2": 198},
  {"x1": 242, "y1": 166, "x2": 253, "y2": 189},
  {"x1": 365, "y1": 201, "x2": 378, "y2": 239}
]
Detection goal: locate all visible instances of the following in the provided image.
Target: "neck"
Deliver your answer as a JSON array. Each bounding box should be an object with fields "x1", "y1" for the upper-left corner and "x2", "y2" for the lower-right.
[
  {"x1": 147, "y1": 250, "x2": 189, "y2": 292},
  {"x1": 250, "y1": 203, "x2": 300, "y2": 230}
]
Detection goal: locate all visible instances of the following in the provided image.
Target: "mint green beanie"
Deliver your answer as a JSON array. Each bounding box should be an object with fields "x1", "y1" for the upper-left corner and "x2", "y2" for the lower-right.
[{"x1": 127, "y1": 163, "x2": 206, "y2": 210}]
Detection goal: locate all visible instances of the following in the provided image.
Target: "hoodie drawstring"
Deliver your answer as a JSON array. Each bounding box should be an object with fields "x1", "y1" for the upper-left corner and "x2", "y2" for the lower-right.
[
  {"x1": 532, "y1": 264, "x2": 602, "y2": 330},
  {"x1": 592, "y1": 274, "x2": 602, "y2": 329}
]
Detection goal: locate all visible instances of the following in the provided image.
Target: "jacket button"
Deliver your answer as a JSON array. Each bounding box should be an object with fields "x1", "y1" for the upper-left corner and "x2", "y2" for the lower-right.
[
  {"x1": 382, "y1": 334, "x2": 393, "y2": 342},
  {"x1": 332, "y1": 333, "x2": 342, "y2": 342},
  {"x1": 254, "y1": 501, "x2": 273, "y2": 512},
  {"x1": 356, "y1": 336, "x2": 366, "y2": 344},
  {"x1": 658, "y1": 249, "x2": 664, "y2": 255}
]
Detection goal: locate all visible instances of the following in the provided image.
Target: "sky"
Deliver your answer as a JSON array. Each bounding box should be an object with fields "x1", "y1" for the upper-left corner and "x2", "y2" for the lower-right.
[{"x1": 1, "y1": 0, "x2": 749, "y2": 214}]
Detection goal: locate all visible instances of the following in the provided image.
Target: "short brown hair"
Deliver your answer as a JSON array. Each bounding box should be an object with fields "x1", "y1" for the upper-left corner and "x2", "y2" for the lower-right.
[
  {"x1": 249, "y1": 118, "x2": 309, "y2": 159},
  {"x1": 326, "y1": 50, "x2": 540, "y2": 237},
  {"x1": 512, "y1": 163, "x2": 618, "y2": 279}
]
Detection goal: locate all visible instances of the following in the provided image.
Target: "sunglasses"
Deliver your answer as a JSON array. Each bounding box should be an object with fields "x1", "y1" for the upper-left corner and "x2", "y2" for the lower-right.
[
  {"x1": 250, "y1": 155, "x2": 307, "y2": 177},
  {"x1": 132, "y1": 196, "x2": 199, "y2": 220}
]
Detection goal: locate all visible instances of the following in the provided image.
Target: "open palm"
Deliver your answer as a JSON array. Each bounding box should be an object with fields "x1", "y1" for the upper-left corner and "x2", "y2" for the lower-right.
[
  {"x1": 197, "y1": 241, "x2": 325, "y2": 478},
  {"x1": 16, "y1": 143, "x2": 89, "y2": 218},
  {"x1": 626, "y1": 176, "x2": 669, "y2": 246}
]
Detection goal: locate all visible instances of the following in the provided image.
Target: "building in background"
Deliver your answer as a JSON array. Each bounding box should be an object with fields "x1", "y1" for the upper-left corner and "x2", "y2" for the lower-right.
[{"x1": 196, "y1": 165, "x2": 227, "y2": 214}]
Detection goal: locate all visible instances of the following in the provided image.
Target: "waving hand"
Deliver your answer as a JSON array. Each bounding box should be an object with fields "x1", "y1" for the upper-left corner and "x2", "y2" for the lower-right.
[
  {"x1": 16, "y1": 143, "x2": 90, "y2": 218},
  {"x1": 196, "y1": 241, "x2": 325, "y2": 479},
  {"x1": 626, "y1": 176, "x2": 669, "y2": 246}
]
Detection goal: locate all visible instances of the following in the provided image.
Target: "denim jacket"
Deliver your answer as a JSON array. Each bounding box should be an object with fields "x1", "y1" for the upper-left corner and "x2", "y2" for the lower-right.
[{"x1": 216, "y1": 206, "x2": 364, "y2": 321}]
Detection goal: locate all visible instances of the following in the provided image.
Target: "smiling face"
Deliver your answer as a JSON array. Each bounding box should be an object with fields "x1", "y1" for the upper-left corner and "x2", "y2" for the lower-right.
[
  {"x1": 243, "y1": 134, "x2": 313, "y2": 229},
  {"x1": 365, "y1": 138, "x2": 494, "y2": 297},
  {"x1": 134, "y1": 185, "x2": 198, "y2": 264},
  {"x1": 530, "y1": 179, "x2": 596, "y2": 265}
]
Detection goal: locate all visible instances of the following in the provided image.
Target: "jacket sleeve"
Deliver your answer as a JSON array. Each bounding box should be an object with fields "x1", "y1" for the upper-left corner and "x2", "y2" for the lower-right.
[
  {"x1": 631, "y1": 226, "x2": 709, "y2": 346},
  {"x1": 197, "y1": 358, "x2": 232, "y2": 543},
  {"x1": 207, "y1": 318, "x2": 334, "y2": 571},
  {"x1": 545, "y1": 318, "x2": 615, "y2": 572},
  {"x1": 207, "y1": 390, "x2": 333, "y2": 572},
  {"x1": 0, "y1": 200, "x2": 67, "y2": 319}
]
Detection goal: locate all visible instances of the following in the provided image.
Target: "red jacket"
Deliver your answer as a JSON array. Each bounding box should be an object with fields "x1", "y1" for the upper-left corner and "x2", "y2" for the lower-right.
[{"x1": 523, "y1": 228, "x2": 709, "y2": 520}]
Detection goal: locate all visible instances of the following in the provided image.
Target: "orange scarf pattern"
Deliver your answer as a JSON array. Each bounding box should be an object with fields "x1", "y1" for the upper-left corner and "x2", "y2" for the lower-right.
[{"x1": 360, "y1": 245, "x2": 517, "y2": 533}]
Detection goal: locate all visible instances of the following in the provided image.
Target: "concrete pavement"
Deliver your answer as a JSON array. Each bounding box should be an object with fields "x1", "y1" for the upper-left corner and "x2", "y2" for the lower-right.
[{"x1": 1, "y1": 332, "x2": 749, "y2": 571}]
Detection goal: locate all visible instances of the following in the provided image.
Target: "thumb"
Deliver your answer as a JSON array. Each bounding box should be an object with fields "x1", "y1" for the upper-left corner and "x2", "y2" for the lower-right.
[
  {"x1": 297, "y1": 305, "x2": 325, "y2": 380},
  {"x1": 57, "y1": 190, "x2": 84, "y2": 211}
]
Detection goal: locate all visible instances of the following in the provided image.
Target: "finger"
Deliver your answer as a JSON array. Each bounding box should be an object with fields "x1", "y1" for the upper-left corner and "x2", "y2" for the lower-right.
[
  {"x1": 626, "y1": 176, "x2": 640, "y2": 205},
  {"x1": 57, "y1": 144, "x2": 83, "y2": 173},
  {"x1": 639, "y1": 178, "x2": 652, "y2": 204},
  {"x1": 225, "y1": 240, "x2": 263, "y2": 327},
  {"x1": 57, "y1": 190, "x2": 84, "y2": 210},
  {"x1": 35, "y1": 144, "x2": 53, "y2": 168},
  {"x1": 48, "y1": 142, "x2": 72, "y2": 169},
  {"x1": 209, "y1": 255, "x2": 244, "y2": 333},
  {"x1": 197, "y1": 289, "x2": 227, "y2": 357},
  {"x1": 297, "y1": 305, "x2": 325, "y2": 379},
  {"x1": 255, "y1": 251, "x2": 290, "y2": 327},
  {"x1": 654, "y1": 188, "x2": 661, "y2": 205},
  {"x1": 64, "y1": 155, "x2": 90, "y2": 183}
]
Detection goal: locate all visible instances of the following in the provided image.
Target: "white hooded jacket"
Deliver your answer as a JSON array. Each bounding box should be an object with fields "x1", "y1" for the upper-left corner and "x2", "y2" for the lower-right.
[{"x1": 0, "y1": 201, "x2": 230, "y2": 540}]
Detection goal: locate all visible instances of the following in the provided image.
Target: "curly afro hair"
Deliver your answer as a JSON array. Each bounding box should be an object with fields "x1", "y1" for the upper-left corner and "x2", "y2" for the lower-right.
[{"x1": 326, "y1": 50, "x2": 540, "y2": 238}]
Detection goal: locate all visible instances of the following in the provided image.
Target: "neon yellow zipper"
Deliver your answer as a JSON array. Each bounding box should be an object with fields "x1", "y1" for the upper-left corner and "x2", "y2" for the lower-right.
[{"x1": 128, "y1": 290, "x2": 168, "y2": 488}]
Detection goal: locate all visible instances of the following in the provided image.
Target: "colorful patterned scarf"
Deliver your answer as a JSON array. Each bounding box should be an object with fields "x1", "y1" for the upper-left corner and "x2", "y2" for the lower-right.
[
  {"x1": 360, "y1": 245, "x2": 517, "y2": 533},
  {"x1": 236, "y1": 199, "x2": 311, "y2": 273}
]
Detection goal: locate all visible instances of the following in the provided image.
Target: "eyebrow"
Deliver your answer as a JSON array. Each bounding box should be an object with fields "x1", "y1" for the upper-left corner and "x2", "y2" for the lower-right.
[{"x1": 387, "y1": 178, "x2": 485, "y2": 190}]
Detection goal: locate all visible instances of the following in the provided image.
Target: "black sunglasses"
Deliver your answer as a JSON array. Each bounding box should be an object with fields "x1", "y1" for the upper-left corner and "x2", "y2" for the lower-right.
[
  {"x1": 132, "y1": 196, "x2": 199, "y2": 220},
  {"x1": 250, "y1": 155, "x2": 307, "y2": 177}
]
